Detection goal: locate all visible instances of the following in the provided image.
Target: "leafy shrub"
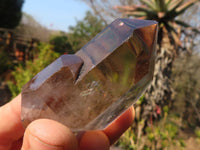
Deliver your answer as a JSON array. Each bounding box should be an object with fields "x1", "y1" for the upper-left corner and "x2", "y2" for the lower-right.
[
  {"x1": 116, "y1": 112, "x2": 185, "y2": 150},
  {"x1": 50, "y1": 34, "x2": 74, "y2": 54},
  {"x1": 67, "y1": 11, "x2": 105, "y2": 52},
  {"x1": 195, "y1": 128, "x2": 200, "y2": 139},
  {"x1": 8, "y1": 43, "x2": 59, "y2": 97}
]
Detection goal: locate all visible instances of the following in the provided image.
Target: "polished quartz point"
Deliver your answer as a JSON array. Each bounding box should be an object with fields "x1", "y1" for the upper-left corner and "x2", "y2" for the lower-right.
[{"x1": 21, "y1": 18, "x2": 158, "y2": 131}]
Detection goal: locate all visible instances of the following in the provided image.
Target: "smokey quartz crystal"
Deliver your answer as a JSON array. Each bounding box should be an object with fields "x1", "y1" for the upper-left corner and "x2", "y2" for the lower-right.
[{"x1": 21, "y1": 18, "x2": 158, "y2": 131}]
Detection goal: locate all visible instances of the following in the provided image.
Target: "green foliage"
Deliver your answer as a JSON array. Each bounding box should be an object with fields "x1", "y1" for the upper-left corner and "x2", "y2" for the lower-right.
[
  {"x1": 116, "y1": 113, "x2": 185, "y2": 150},
  {"x1": 50, "y1": 34, "x2": 74, "y2": 54},
  {"x1": 195, "y1": 129, "x2": 200, "y2": 139},
  {"x1": 116, "y1": 128, "x2": 136, "y2": 150},
  {"x1": 8, "y1": 43, "x2": 59, "y2": 97},
  {"x1": 163, "y1": 105, "x2": 169, "y2": 113},
  {"x1": 49, "y1": 11, "x2": 105, "y2": 54},
  {"x1": 0, "y1": 0, "x2": 24, "y2": 28},
  {"x1": 67, "y1": 11, "x2": 106, "y2": 52},
  {"x1": 136, "y1": 95, "x2": 145, "y2": 105}
]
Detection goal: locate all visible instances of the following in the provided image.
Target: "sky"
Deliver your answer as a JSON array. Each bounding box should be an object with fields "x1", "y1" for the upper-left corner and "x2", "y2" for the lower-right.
[{"x1": 22, "y1": 0, "x2": 91, "y2": 32}]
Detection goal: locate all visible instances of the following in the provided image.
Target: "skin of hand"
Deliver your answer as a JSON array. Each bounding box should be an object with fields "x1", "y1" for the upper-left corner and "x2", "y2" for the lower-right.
[{"x1": 0, "y1": 94, "x2": 135, "y2": 150}]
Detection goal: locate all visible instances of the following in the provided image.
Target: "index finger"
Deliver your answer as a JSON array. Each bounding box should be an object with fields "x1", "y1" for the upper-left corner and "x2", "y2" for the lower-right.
[
  {"x1": 103, "y1": 106, "x2": 135, "y2": 145},
  {"x1": 78, "y1": 106, "x2": 135, "y2": 149},
  {"x1": 0, "y1": 94, "x2": 25, "y2": 144}
]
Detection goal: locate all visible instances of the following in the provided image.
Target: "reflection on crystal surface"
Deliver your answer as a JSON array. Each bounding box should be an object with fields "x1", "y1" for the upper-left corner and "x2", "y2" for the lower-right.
[{"x1": 21, "y1": 18, "x2": 158, "y2": 131}]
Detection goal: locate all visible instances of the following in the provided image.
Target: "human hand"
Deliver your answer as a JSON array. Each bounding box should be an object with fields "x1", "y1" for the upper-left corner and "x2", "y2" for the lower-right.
[{"x1": 0, "y1": 94, "x2": 135, "y2": 150}]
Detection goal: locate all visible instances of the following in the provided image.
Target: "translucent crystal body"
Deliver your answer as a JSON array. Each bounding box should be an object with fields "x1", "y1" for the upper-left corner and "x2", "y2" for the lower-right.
[{"x1": 21, "y1": 18, "x2": 158, "y2": 131}]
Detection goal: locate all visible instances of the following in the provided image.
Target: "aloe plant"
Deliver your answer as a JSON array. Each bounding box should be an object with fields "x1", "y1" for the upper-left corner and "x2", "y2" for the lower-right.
[{"x1": 115, "y1": 0, "x2": 199, "y2": 124}]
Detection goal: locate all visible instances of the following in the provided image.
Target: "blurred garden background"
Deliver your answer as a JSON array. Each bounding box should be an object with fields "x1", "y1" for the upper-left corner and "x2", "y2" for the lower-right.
[{"x1": 0, "y1": 0, "x2": 200, "y2": 149}]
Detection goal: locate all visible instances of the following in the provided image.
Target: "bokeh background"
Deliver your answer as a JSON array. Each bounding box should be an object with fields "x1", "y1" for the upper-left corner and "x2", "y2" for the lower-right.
[{"x1": 0, "y1": 0, "x2": 200, "y2": 149}]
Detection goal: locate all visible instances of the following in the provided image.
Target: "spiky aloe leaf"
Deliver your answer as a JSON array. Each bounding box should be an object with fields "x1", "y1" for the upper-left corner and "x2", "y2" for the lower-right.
[
  {"x1": 165, "y1": 0, "x2": 173, "y2": 7},
  {"x1": 175, "y1": 20, "x2": 190, "y2": 28},
  {"x1": 167, "y1": 0, "x2": 183, "y2": 11},
  {"x1": 171, "y1": 29, "x2": 182, "y2": 46},
  {"x1": 140, "y1": 0, "x2": 157, "y2": 11},
  {"x1": 125, "y1": 11, "x2": 147, "y2": 18},
  {"x1": 175, "y1": 0, "x2": 197, "y2": 15},
  {"x1": 135, "y1": 6, "x2": 153, "y2": 12},
  {"x1": 175, "y1": 20, "x2": 200, "y2": 33},
  {"x1": 157, "y1": 0, "x2": 167, "y2": 11},
  {"x1": 164, "y1": 21, "x2": 177, "y2": 35}
]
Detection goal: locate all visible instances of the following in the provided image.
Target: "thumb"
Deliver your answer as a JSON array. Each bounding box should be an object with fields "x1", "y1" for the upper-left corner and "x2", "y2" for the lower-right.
[{"x1": 21, "y1": 119, "x2": 78, "y2": 150}]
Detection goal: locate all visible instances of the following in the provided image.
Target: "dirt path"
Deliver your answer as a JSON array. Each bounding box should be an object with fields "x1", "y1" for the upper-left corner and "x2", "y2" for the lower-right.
[{"x1": 185, "y1": 137, "x2": 200, "y2": 150}]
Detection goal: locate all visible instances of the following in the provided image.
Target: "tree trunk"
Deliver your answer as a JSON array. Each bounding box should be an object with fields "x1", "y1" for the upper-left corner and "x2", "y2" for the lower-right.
[{"x1": 140, "y1": 29, "x2": 175, "y2": 124}]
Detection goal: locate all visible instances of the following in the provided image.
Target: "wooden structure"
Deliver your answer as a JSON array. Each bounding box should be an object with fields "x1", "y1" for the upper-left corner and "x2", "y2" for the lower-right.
[{"x1": 0, "y1": 28, "x2": 38, "y2": 63}]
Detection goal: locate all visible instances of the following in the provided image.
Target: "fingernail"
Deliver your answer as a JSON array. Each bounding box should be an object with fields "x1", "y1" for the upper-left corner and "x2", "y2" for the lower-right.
[{"x1": 29, "y1": 133, "x2": 63, "y2": 150}]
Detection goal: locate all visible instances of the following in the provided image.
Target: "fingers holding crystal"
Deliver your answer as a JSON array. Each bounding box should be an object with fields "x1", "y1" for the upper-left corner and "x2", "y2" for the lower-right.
[{"x1": 103, "y1": 106, "x2": 135, "y2": 145}]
